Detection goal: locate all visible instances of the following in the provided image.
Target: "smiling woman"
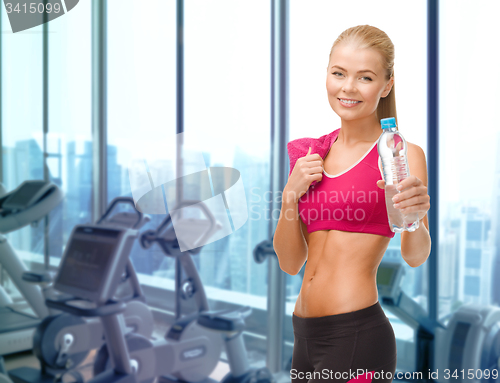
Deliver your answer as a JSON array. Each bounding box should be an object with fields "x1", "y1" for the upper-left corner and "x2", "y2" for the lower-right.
[
  {"x1": 326, "y1": 40, "x2": 396, "y2": 129},
  {"x1": 273, "y1": 24, "x2": 429, "y2": 383}
]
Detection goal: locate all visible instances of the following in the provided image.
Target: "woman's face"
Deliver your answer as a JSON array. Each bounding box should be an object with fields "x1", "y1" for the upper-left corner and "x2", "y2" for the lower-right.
[{"x1": 326, "y1": 43, "x2": 394, "y2": 123}]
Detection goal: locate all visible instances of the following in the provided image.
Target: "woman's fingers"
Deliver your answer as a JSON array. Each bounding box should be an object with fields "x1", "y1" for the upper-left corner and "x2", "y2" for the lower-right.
[
  {"x1": 312, "y1": 165, "x2": 323, "y2": 174},
  {"x1": 310, "y1": 172, "x2": 323, "y2": 181},
  {"x1": 305, "y1": 160, "x2": 323, "y2": 167},
  {"x1": 302, "y1": 147, "x2": 322, "y2": 162},
  {"x1": 395, "y1": 193, "x2": 430, "y2": 209},
  {"x1": 393, "y1": 184, "x2": 426, "y2": 203},
  {"x1": 400, "y1": 202, "x2": 429, "y2": 216}
]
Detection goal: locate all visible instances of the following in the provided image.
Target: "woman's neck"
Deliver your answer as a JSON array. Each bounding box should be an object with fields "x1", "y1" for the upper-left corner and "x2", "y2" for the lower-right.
[{"x1": 337, "y1": 115, "x2": 381, "y2": 146}]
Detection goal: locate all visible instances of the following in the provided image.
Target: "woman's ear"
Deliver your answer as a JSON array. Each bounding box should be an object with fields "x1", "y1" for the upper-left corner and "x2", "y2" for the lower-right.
[{"x1": 381, "y1": 77, "x2": 394, "y2": 98}]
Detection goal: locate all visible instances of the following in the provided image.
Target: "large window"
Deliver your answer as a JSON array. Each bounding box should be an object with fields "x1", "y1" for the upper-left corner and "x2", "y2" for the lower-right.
[
  {"x1": 184, "y1": 0, "x2": 270, "y2": 297},
  {"x1": 289, "y1": 0, "x2": 427, "y2": 374},
  {"x1": 1, "y1": 12, "x2": 44, "y2": 264},
  {"x1": 1, "y1": 2, "x2": 92, "y2": 257},
  {"x1": 1, "y1": 1, "x2": 91, "y2": 303},
  {"x1": 107, "y1": 0, "x2": 271, "y2": 310},
  {"x1": 439, "y1": 0, "x2": 500, "y2": 314},
  {"x1": 105, "y1": 1, "x2": 271, "y2": 366},
  {"x1": 107, "y1": 0, "x2": 177, "y2": 277}
]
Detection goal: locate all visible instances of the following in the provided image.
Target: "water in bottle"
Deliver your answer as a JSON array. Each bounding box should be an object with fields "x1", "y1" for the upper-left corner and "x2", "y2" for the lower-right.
[{"x1": 377, "y1": 117, "x2": 419, "y2": 233}]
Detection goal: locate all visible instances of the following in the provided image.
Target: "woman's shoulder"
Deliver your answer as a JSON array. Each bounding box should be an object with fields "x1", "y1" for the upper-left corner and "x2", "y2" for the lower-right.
[
  {"x1": 406, "y1": 141, "x2": 426, "y2": 158},
  {"x1": 405, "y1": 141, "x2": 428, "y2": 176}
]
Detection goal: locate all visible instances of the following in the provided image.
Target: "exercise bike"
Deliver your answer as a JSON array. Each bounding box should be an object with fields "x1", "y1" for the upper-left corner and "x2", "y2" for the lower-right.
[
  {"x1": 45, "y1": 199, "x2": 275, "y2": 383},
  {"x1": 8, "y1": 197, "x2": 155, "y2": 383}
]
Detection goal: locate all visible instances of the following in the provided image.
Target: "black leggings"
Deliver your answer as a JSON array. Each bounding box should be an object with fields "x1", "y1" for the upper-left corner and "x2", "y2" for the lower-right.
[{"x1": 291, "y1": 301, "x2": 397, "y2": 383}]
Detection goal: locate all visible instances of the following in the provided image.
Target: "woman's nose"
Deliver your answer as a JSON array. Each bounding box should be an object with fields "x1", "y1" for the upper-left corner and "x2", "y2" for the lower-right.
[{"x1": 342, "y1": 77, "x2": 357, "y2": 93}]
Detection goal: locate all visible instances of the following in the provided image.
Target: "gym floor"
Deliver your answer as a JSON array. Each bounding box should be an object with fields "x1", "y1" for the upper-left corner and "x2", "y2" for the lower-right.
[
  {"x1": 5, "y1": 352, "x2": 414, "y2": 383},
  {"x1": 1, "y1": 305, "x2": 291, "y2": 383},
  {"x1": 4, "y1": 349, "x2": 293, "y2": 383},
  {"x1": 3, "y1": 350, "x2": 231, "y2": 381}
]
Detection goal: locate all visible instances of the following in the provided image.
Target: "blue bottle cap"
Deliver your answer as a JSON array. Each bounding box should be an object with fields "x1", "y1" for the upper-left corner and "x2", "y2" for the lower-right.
[{"x1": 380, "y1": 117, "x2": 397, "y2": 129}]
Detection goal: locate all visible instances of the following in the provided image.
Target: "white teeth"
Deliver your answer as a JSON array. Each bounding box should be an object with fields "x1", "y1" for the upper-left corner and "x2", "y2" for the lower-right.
[{"x1": 339, "y1": 99, "x2": 360, "y2": 104}]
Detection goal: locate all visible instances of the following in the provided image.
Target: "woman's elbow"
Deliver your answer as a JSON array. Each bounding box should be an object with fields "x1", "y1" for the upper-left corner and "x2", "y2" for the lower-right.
[{"x1": 275, "y1": 253, "x2": 300, "y2": 276}]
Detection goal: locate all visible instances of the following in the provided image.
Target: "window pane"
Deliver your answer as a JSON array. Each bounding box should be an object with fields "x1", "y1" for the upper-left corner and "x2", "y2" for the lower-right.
[
  {"x1": 1, "y1": 2, "x2": 91, "y2": 302},
  {"x1": 185, "y1": 0, "x2": 270, "y2": 293},
  {"x1": 184, "y1": 0, "x2": 271, "y2": 363},
  {"x1": 440, "y1": 0, "x2": 500, "y2": 313},
  {"x1": 107, "y1": 0, "x2": 176, "y2": 277},
  {"x1": 1, "y1": 14, "x2": 44, "y2": 267},
  {"x1": 107, "y1": 0, "x2": 271, "y2": 364},
  {"x1": 290, "y1": 0, "x2": 427, "y2": 374},
  {"x1": 47, "y1": 1, "x2": 92, "y2": 259}
]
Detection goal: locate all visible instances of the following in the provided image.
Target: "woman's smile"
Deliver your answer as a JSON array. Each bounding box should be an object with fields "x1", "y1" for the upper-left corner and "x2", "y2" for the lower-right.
[{"x1": 338, "y1": 98, "x2": 363, "y2": 108}]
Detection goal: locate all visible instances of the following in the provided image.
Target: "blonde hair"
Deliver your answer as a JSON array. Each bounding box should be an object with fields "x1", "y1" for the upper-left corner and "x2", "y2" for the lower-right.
[{"x1": 328, "y1": 25, "x2": 398, "y2": 128}]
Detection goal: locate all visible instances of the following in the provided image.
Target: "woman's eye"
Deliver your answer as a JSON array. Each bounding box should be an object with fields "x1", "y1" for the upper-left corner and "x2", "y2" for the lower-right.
[{"x1": 331, "y1": 72, "x2": 371, "y2": 81}]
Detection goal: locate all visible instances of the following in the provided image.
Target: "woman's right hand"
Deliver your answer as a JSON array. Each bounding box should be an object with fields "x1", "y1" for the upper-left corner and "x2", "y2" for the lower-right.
[{"x1": 284, "y1": 147, "x2": 324, "y2": 204}]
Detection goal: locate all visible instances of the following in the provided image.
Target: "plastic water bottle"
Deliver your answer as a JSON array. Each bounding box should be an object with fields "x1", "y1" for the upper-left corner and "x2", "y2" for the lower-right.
[{"x1": 377, "y1": 117, "x2": 419, "y2": 233}]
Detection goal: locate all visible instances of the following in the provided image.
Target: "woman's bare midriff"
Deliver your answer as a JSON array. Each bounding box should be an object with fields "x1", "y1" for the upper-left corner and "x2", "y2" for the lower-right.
[{"x1": 293, "y1": 229, "x2": 391, "y2": 318}]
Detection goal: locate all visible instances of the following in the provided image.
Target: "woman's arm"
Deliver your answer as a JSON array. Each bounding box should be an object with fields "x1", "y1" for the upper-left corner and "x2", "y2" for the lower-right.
[
  {"x1": 273, "y1": 192, "x2": 309, "y2": 276},
  {"x1": 395, "y1": 143, "x2": 431, "y2": 267},
  {"x1": 275, "y1": 145, "x2": 323, "y2": 275}
]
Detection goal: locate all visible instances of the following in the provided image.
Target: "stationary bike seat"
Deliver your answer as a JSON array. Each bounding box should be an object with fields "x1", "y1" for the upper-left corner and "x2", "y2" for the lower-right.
[{"x1": 197, "y1": 306, "x2": 252, "y2": 332}]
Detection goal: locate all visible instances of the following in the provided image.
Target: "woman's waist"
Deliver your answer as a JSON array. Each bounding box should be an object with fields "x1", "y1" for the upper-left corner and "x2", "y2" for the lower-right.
[
  {"x1": 300, "y1": 273, "x2": 378, "y2": 298},
  {"x1": 304, "y1": 250, "x2": 384, "y2": 278},
  {"x1": 292, "y1": 299, "x2": 390, "y2": 338}
]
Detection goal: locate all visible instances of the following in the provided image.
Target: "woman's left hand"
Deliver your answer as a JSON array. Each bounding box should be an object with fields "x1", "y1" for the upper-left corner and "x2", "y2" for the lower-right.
[{"x1": 376, "y1": 175, "x2": 430, "y2": 221}]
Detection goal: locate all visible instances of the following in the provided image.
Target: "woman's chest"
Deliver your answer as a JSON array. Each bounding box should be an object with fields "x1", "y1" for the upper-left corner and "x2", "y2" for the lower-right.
[{"x1": 298, "y1": 164, "x2": 384, "y2": 220}]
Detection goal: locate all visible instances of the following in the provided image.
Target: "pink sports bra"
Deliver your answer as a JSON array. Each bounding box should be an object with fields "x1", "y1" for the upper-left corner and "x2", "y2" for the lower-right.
[{"x1": 294, "y1": 130, "x2": 395, "y2": 239}]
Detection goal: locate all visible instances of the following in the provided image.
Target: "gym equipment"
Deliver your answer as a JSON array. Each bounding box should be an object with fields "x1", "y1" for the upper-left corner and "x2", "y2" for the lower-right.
[
  {"x1": 377, "y1": 260, "x2": 500, "y2": 383},
  {"x1": 0, "y1": 180, "x2": 63, "y2": 355},
  {"x1": 1, "y1": 356, "x2": 14, "y2": 383},
  {"x1": 45, "y1": 199, "x2": 275, "y2": 383},
  {"x1": 434, "y1": 305, "x2": 500, "y2": 383},
  {"x1": 377, "y1": 260, "x2": 443, "y2": 382},
  {"x1": 8, "y1": 197, "x2": 155, "y2": 383},
  {"x1": 138, "y1": 200, "x2": 275, "y2": 383}
]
